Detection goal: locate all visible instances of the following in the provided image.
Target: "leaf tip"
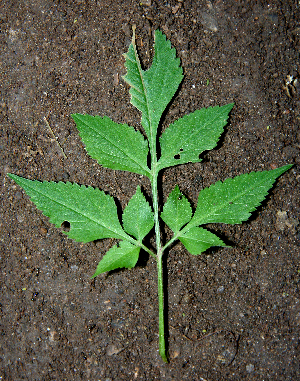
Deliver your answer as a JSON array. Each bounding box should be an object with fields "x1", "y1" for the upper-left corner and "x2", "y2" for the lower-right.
[
  {"x1": 132, "y1": 24, "x2": 136, "y2": 38},
  {"x1": 90, "y1": 271, "x2": 99, "y2": 279},
  {"x1": 7, "y1": 173, "x2": 15, "y2": 180},
  {"x1": 271, "y1": 163, "x2": 293, "y2": 177}
]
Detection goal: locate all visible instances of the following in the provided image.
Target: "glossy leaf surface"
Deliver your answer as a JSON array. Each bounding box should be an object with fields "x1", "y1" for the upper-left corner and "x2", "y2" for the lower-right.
[
  {"x1": 179, "y1": 227, "x2": 227, "y2": 255},
  {"x1": 161, "y1": 185, "x2": 192, "y2": 234},
  {"x1": 92, "y1": 241, "x2": 140, "y2": 277},
  {"x1": 71, "y1": 114, "x2": 150, "y2": 177},
  {"x1": 123, "y1": 29, "x2": 183, "y2": 139},
  {"x1": 189, "y1": 165, "x2": 293, "y2": 227},
  {"x1": 122, "y1": 186, "x2": 154, "y2": 242},
  {"x1": 8, "y1": 174, "x2": 128, "y2": 243},
  {"x1": 158, "y1": 104, "x2": 234, "y2": 169}
]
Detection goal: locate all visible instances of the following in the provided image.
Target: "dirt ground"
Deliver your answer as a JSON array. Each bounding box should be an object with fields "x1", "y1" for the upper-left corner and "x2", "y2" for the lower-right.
[{"x1": 1, "y1": 0, "x2": 300, "y2": 380}]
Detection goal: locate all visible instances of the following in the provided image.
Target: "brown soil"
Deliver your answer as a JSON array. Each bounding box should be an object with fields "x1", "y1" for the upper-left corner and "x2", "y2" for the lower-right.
[{"x1": 1, "y1": 1, "x2": 299, "y2": 380}]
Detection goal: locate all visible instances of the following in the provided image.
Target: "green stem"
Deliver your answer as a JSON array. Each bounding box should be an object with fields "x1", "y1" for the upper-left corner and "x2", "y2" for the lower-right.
[
  {"x1": 157, "y1": 250, "x2": 168, "y2": 362},
  {"x1": 140, "y1": 243, "x2": 157, "y2": 259},
  {"x1": 161, "y1": 234, "x2": 179, "y2": 253},
  {"x1": 151, "y1": 167, "x2": 168, "y2": 362},
  {"x1": 151, "y1": 171, "x2": 161, "y2": 254},
  {"x1": 147, "y1": 82, "x2": 167, "y2": 360},
  {"x1": 161, "y1": 221, "x2": 193, "y2": 254}
]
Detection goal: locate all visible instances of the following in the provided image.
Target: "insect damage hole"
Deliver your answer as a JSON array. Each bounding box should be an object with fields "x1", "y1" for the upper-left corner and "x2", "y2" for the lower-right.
[
  {"x1": 174, "y1": 148, "x2": 184, "y2": 160},
  {"x1": 61, "y1": 221, "x2": 71, "y2": 232}
]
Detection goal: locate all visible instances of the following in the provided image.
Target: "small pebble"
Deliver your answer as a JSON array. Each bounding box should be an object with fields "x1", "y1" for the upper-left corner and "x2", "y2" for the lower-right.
[
  {"x1": 16, "y1": 214, "x2": 25, "y2": 223},
  {"x1": 40, "y1": 227, "x2": 48, "y2": 234},
  {"x1": 182, "y1": 294, "x2": 191, "y2": 304}
]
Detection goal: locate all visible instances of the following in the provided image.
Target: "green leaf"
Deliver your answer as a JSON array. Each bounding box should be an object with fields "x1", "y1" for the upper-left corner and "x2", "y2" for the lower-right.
[
  {"x1": 122, "y1": 186, "x2": 154, "y2": 241},
  {"x1": 92, "y1": 241, "x2": 140, "y2": 277},
  {"x1": 188, "y1": 165, "x2": 293, "y2": 227},
  {"x1": 158, "y1": 104, "x2": 234, "y2": 170},
  {"x1": 161, "y1": 185, "x2": 192, "y2": 234},
  {"x1": 71, "y1": 114, "x2": 150, "y2": 177},
  {"x1": 179, "y1": 227, "x2": 227, "y2": 255},
  {"x1": 8, "y1": 174, "x2": 129, "y2": 243},
  {"x1": 123, "y1": 28, "x2": 183, "y2": 139}
]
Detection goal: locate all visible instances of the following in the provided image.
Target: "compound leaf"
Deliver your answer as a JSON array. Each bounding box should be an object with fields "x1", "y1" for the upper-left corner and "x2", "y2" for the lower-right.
[
  {"x1": 71, "y1": 114, "x2": 150, "y2": 177},
  {"x1": 179, "y1": 227, "x2": 227, "y2": 255},
  {"x1": 161, "y1": 185, "x2": 192, "y2": 234},
  {"x1": 188, "y1": 165, "x2": 292, "y2": 227},
  {"x1": 122, "y1": 186, "x2": 154, "y2": 242},
  {"x1": 123, "y1": 28, "x2": 183, "y2": 139},
  {"x1": 8, "y1": 174, "x2": 129, "y2": 243},
  {"x1": 92, "y1": 241, "x2": 140, "y2": 277},
  {"x1": 158, "y1": 104, "x2": 234, "y2": 170}
]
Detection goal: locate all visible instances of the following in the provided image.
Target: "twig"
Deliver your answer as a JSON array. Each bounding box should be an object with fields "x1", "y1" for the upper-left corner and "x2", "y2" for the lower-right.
[
  {"x1": 170, "y1": 325, "x2": 239, "y2": 365},
  {"x1": 43, "y1": 116, "x2": 67, "y2": 159}
]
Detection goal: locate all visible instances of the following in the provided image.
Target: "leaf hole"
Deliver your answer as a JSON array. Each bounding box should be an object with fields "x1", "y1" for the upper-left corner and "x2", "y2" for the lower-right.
[
  {"x1": 179, "y1": 148, "x2": 184, "y2": 152},
  {"x1": 178, "y1": 196, "x2": 182, "y2": 200},
  {"x1": 61, "y1": 221, "x2": 71, "y2": 232},
  {"x1": 174, "y1": 154, "x2": 180, "y2": 160}
]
